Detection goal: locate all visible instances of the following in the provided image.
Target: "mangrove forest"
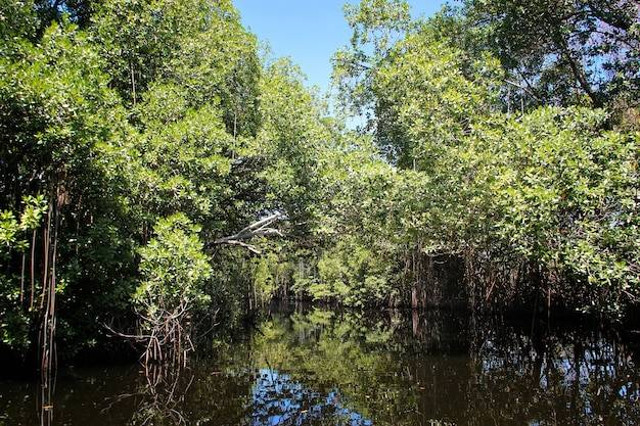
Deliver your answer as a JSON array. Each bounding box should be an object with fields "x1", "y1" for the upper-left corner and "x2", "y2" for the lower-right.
[{"x1": 0, "y1": 0, "x2": 639, "y2": 424}]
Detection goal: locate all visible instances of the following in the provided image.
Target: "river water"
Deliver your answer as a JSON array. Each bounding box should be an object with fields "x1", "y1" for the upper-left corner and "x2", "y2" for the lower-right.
[{"x1": 1, "y1": 308, "x2": 639, "y2": 425}]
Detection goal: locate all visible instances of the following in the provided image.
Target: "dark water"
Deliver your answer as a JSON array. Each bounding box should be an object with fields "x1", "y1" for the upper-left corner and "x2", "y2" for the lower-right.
[{"x1": 1, "y1": 308, "x2": 640, "y2": 425}]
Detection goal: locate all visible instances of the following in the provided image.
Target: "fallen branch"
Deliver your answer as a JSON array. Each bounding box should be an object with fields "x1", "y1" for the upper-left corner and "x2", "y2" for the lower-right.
[{"x1": 212, "y1": 212, "x2": 284, "y2": 255}]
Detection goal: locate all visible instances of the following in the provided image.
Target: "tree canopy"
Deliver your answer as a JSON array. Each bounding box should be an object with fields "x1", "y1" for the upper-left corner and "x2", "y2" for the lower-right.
[{"x1": 0, "y1": 0, "x2": 638, "y2": 363}]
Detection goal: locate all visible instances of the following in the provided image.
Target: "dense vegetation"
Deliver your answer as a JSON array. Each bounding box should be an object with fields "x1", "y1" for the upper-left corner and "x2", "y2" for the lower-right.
[{"x1": 0, "y1": 0, "x2": 638, "y2": 363}]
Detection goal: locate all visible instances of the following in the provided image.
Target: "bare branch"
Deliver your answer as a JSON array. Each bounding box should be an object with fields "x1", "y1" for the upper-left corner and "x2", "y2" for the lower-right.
[
  {"x1": 505, "y1": 79, "x2": 541, "y2": 102},
  {"x1": 212, "y1": 212, "x2": 284, "y2": 254},
  {"x1": 216, "y1": 240, "x2": 262, "y2": 254}
]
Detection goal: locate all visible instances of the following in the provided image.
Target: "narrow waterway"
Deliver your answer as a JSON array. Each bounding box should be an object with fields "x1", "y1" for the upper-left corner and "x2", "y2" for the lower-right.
[{"x1": 1, "y1": 308, "x2": 639, "y2": 425}]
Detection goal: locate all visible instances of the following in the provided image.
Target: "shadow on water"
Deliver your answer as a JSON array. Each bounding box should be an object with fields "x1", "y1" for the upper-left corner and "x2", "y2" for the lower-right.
[{"x1": 1, "y1": 308, "x2": 639, "y2": 425}]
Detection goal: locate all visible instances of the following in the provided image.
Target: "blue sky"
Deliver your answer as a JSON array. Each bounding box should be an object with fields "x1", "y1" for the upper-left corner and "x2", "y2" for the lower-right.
[{"x1": 234, "y1": 1, "x2": 449, "y2": 92}]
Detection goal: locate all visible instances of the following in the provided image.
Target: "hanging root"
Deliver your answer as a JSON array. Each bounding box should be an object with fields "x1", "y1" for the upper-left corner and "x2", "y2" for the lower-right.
[{"x1": 105, "y1": 300, "x2": 195, "y2": 370}]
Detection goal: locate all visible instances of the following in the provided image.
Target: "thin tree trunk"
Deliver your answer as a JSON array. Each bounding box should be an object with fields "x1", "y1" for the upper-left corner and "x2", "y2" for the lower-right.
[
  {"x1": 30, "y1": 229, "x2": 36, "y2": 310},
  {"x1": 40, "y1": 205, "x2": 52, "y2": 310},
  {"x1": 130, "y1": 61, "x2": 137, "y2": 106},
  {"x1": 20, "y1": 253, "x2": 25, "y2": 305}
]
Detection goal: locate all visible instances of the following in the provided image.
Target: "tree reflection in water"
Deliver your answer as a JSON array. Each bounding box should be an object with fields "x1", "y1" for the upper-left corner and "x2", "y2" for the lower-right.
[
  {"x1": 1, "y1": 308, "x2": 639, "y2": 425},
  {"x1": 223, "y1": 308, "x2": 640, "y2": 425}
]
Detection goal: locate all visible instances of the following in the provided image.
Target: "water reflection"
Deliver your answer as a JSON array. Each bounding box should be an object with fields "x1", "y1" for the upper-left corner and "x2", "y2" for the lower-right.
[
  {"x1": 251, "y1": 369, "x2": 372, "y2": 425},
  {"x1": 0, "y1": 308, "x2": 639, "y2": 425},
  {"x1": 108, "y1": 366, "x2": 195, "y2": 425}
]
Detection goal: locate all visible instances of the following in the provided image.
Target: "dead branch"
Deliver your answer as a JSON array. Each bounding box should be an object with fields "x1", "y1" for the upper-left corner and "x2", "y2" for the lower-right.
[
  {"x1": 103, "y1": 323, "x2": 153, "y2": 341},
  {"x1": 212, "y1": 212, "x2": 284, "y2": 254},
  {"x1": 505, "y1": 79, "x2": 541, "y2": 102}
]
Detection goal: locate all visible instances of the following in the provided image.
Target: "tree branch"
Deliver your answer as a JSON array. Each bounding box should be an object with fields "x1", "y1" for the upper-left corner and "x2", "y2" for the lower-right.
[{"x1": 212, "y1": 212, "x2": 284, "y2": 255}]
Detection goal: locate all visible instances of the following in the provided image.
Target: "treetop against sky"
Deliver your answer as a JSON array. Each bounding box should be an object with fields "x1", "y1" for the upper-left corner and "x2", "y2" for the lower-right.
[{"x1": 234, "y1": 0, "x2": 449, "y2": 91}]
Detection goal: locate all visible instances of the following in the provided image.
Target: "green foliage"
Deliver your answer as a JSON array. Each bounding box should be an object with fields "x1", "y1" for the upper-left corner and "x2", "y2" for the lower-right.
[
  {"x1": 374, "y1": 26, "x2": 503, "y2": 167},
  {"x1": 136, "y1": 214, "x2": 212, "y2": 315},
  {"x1": 0, "y1": 194, "x2": 46, "y2": 349},
  {"x1": 0, "y1": 195, "x2": 46, "y2": 258},
  {"x1": 92, "y1": 0, "x2": 261, "y2": 136},
  {"x1": 314, "y1": 238, "x2": 393, "y2": 307},
  {"x1": 0, "y1": 0, "x2": 639, "y2": 361},
  {"x1": 483, "y1": 108, "x2": 639, "y2": 311},
  {"x1": 135, "y1": 103, "x2": 235, "y2": 221},
  {"x1": 0, "y1": 0, "x2": 265, "y2": 354},
  {"x1": 0, "y1": 0, "x2": 38, "y2": 44},
  {"x1": 251, "y1": 253, "x2": 287, "y2": 306},
  {"x1": 0, "y1": 22, "x2": 118, "y2": 202},
  {"x1": 0, "y1": 211, "x2": 20, "y2": 258},
  {"x1": 255, "y1": 58, "x2": 336, "y2": 237},
  {"x1": 333, "y1": 0, "x2": 411, "y2": 116},
  {"x1": 463, "y1": 0, "x2": 640, "y2": 109},
  {"x1": 330, "y1": 0, "x2": 640, "y2": 314}
]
